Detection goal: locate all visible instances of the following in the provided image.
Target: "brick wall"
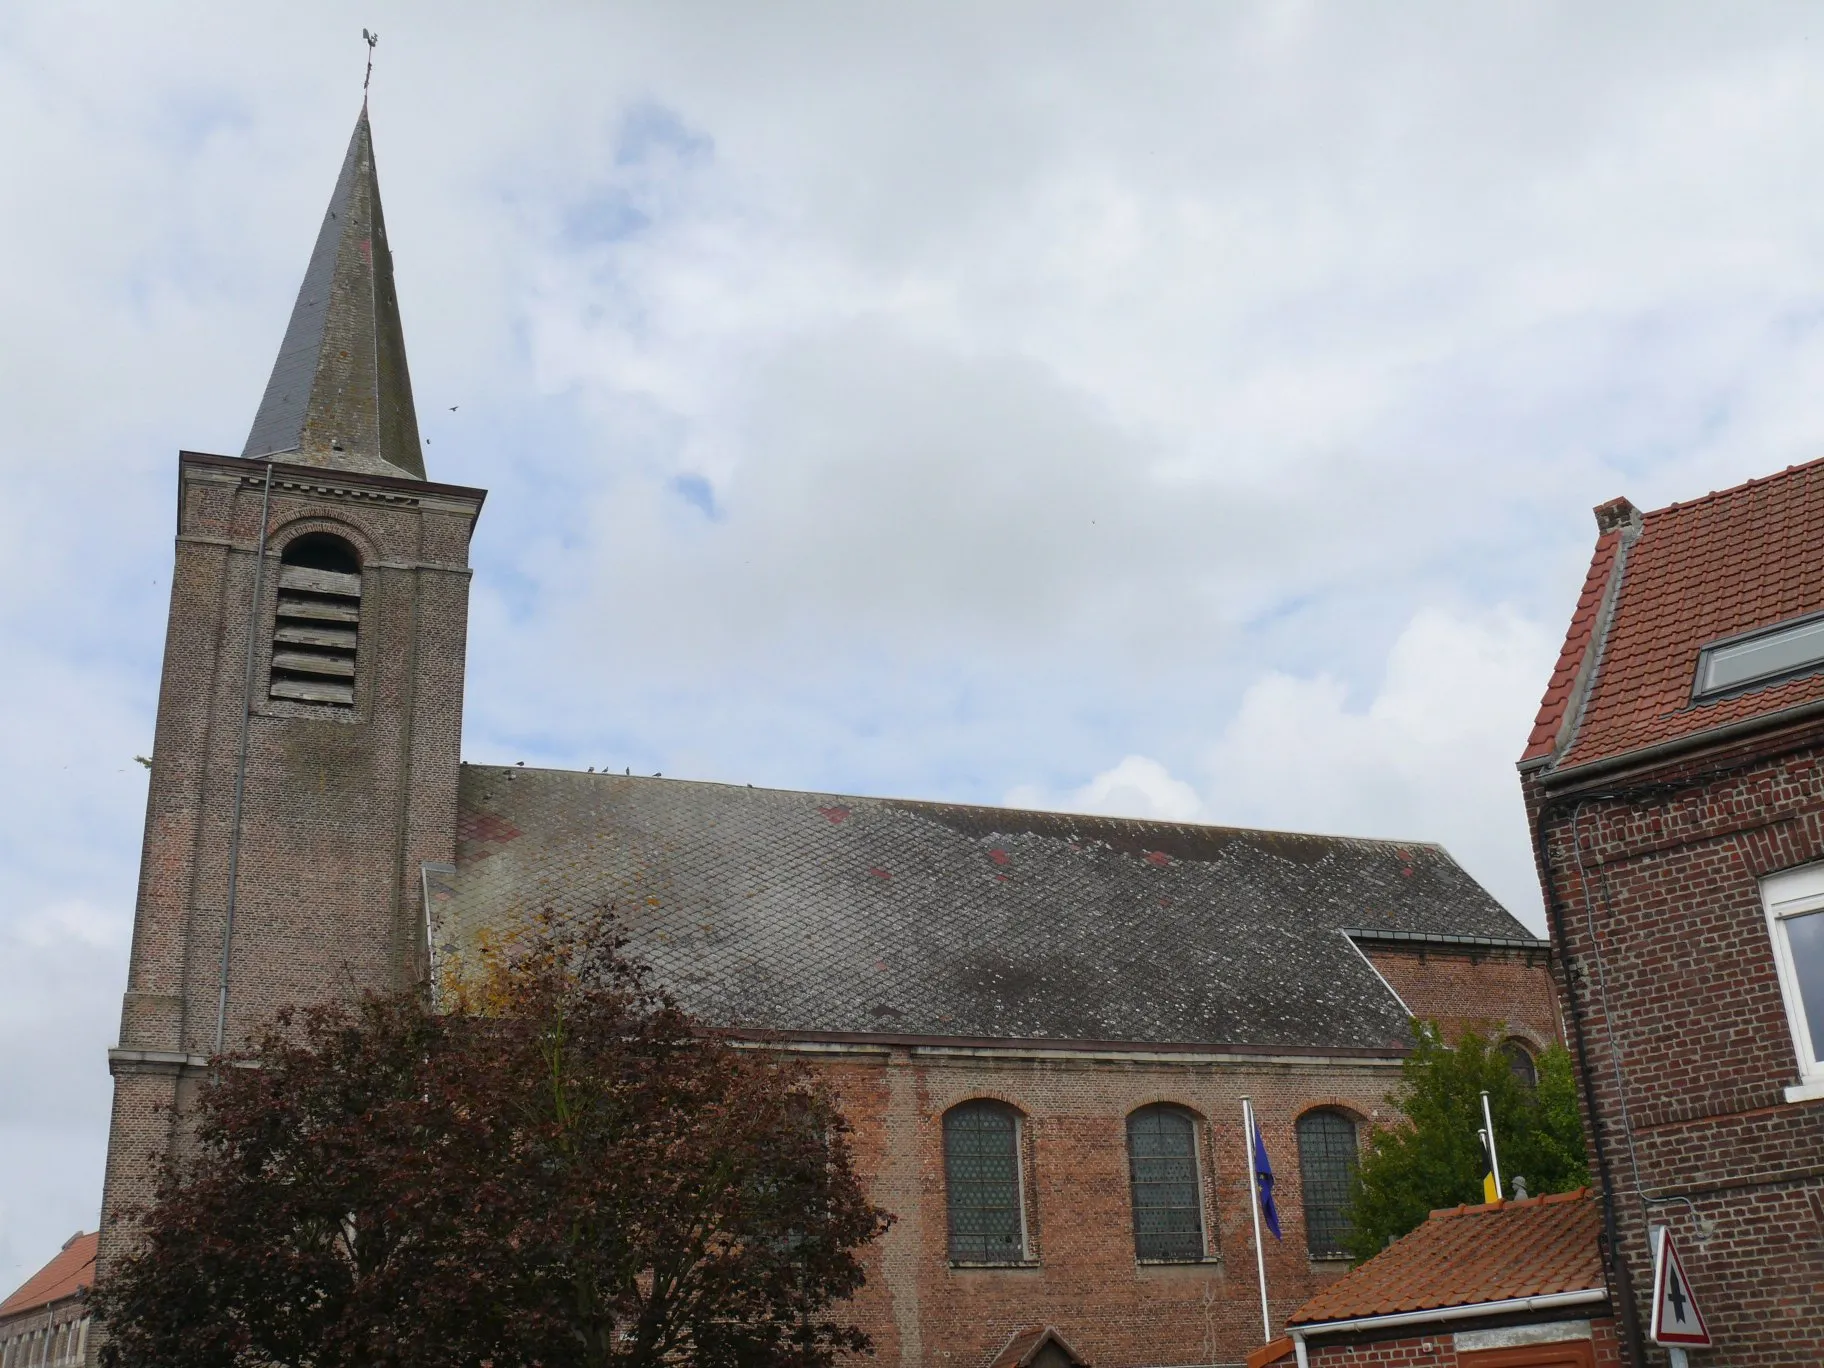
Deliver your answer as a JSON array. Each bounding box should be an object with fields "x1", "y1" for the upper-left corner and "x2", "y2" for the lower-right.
[
  {"x1": 96, "y1": 453, "x2": 483, "y2": 1311},
  {"x1": 0, "y1": 1299, "x2": 92, "y2": 1368},
  {"x1": 804, "y1": 1045, "x2": 1412, "y2": 1368},
  {"x1": 1302, "y1": 1315, "x2": 1620, "y2": 1366},
  {"x1": 1360, "y1": 947, "x2": 1563, "y2": 1049},
  {"x1": 1525, "y1": 720, "x2": 1824, "y2": 1365}
]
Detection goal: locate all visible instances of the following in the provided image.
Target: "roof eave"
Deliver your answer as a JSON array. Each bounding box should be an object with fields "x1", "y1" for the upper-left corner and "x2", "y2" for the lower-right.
[
  {"x1": 1289, "y1": 1287, "x2": 1608, "y2": 1341},
  {"x1": 1537, "y1": 694, "x2": 1824, "y2": 790},
  {"x1": 717, "y1": 1026, "x2": 1413, "y2": 1061}
]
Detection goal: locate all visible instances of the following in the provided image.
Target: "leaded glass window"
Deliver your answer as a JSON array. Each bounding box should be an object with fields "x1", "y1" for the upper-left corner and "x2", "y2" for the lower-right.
[
  {"x1": 1296, "y1": 1110, "x2": 1358, "y2": 1258},
  {"x1": 1127, "y1": 1106, "x2": 1204, "y2": 1260},
  {"x1": 944, "y1": 1100, "x2": 1025, "y2": 1263},
  {"x1": 1503, "y1": 1039, "x2": 1538, "y2": 1090}
]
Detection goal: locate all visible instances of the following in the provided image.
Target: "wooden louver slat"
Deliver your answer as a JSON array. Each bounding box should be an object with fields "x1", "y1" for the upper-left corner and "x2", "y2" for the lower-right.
[
  {"x1": 271, "y1": 676, "x2": 356, "y2": 705},
  {"x1": 276, "y1": 594, "x2": 360, "y2": 623},
  {"x1": 278, "y1": 564, "x2": 361, "y2": 597},
  {"x1": 274, "y1": 624, "x2": 358, "y2": 650}
]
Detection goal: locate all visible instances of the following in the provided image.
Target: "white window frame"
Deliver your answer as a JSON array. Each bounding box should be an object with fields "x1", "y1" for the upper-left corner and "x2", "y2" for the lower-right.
[{"x1": 1759, "y1": 863, "x2": 1824, "y2": 1102}]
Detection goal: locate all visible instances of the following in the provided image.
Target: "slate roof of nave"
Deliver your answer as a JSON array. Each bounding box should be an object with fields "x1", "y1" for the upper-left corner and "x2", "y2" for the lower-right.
[{"x1": 435, "y1": 765, "x2": 1533, "y2": 1052}]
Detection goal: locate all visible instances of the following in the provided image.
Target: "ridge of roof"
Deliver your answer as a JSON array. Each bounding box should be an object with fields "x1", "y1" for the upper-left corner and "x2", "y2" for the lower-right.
[
  {"x1": 1429, "y1": 1186, "x2": 1592, "y2": 1220},
  {"x1": 459, "y1": 763, "x2": 1455, "y2": 860},
  {"x1": 1648, "y1": 451, "x2": 1824, "y2": 517},
  {"x1": 0, "y1": 1232, "x2": 97, "y2": 1318}
]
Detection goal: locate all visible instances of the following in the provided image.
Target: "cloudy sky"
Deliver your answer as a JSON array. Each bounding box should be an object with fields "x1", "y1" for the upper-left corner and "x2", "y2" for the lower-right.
[{"x1": 8, "y1": 0, "x2": 1824, "y2": 1288}]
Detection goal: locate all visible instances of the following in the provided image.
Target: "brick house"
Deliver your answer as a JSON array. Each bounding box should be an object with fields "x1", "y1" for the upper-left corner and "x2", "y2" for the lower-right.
[
  {"x1": 1521, "y1": 471, "x2": 1824, "y2": 1363},
  {"x1": 1252, "y1": 1191, "x2": 1619, "y2": 1367},
  {"x1": 1, "y1": 1232, "x2": 97, "y2": 1368},
  {"x1": 95, "y1": 106, "x2": 1560, "y2": 1368}
]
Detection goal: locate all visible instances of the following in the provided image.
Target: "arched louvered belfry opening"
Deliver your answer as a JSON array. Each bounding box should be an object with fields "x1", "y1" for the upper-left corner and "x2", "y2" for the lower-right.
[{"x1": 270, "y1": 532, "x2": 362, "y2": 707}]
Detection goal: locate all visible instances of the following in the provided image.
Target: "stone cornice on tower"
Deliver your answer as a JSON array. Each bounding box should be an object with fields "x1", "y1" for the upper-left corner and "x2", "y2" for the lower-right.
[{"x1": 242, "y1": 108, "x2": 426, "y2": 481}]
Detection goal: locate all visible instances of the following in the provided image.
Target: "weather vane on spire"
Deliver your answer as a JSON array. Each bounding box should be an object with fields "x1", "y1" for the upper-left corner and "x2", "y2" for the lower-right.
[{"x1": 362, "y1": 28, "x2": 378, "y2": 97}]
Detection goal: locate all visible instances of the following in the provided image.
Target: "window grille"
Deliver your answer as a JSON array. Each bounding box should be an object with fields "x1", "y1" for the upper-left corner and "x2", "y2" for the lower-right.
[
  {"x1": 1127, "y1": 1105, "x2": 1204, "y2": 1261},
  {"x1": 944, "y1": 1100, "x2": 1025, "y2": 1263},
  {"x1": 1296, "y1": 1110, "x2": 1358, "y2": 1258},
  {"x1": 270, "y1": 534, "x2": 361, "y2": 707}
]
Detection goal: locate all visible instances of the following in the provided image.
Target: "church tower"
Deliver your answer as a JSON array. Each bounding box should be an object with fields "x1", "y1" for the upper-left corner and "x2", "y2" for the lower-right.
[{"x1": 97, "y1": 108, "x2": 485, "y2": 1280}]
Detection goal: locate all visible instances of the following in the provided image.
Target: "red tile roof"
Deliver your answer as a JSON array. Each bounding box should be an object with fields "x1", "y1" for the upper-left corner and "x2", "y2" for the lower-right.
[
  {"x1": 1526, "y1": 457, "x2": 1824, "y2": 771},
  {"x1": 984, "y1": 1326, "x2": 1087, "y2": 1368},
  {"x1": 1521, "y1": 524, "x2": 1626, "y2": 763},
  {"x1": 0, "y1": 1232, "x2": 97, "y2": 1319},
  {"x1": 1287, "y1": 1190, "x2": 1602, "y2": 1326}
]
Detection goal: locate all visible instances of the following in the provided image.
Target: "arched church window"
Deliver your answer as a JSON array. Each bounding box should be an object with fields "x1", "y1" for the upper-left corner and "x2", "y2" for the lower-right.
[
  {"x1": 1502, "y1": 1038, "x2": 1539, "y2": 1090},
  {"x1": 270, "y1": 533, "x2": 362, "y2": 707},
  {"x1": 944, "y1": 1100, "x2": 1028, "y2": 1264},
  {"x1": 1127, "y1": 1105, "x2": 1205, "y2": 1261},
  {"x1": 1296, "y1": 1109, "x2": 1358, "y2": 1258}
]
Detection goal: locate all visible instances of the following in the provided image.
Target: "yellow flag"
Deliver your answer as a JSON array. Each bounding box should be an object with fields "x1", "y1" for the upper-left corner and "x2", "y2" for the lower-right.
[{"x1": 1480, "y1": 1129, "x2": 1500, "y2": 1203}]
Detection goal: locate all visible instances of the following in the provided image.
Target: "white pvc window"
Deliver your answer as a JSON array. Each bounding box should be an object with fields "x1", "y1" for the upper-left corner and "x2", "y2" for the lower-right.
[
  {"x1": 1696, "y1": 614, "x2": 1824, "y2": 699},
  {"x1": 1760, "y1": 864, "x2": 1824, "y2": 1099}
]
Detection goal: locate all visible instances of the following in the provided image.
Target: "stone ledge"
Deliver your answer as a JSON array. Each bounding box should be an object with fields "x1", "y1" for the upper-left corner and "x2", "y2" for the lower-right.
[{"x1": 107, "y1": 1047, "x2": 210, "y2": 1075}]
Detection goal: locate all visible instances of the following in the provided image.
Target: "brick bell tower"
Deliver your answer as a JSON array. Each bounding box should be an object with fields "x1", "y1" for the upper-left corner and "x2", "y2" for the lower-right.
[{"x1": 97, "y1": 106, "x2": 485, "y2": 1283}]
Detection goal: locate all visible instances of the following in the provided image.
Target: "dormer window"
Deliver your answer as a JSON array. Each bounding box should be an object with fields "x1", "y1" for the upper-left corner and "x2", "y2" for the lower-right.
[
  {"x1": 1695, "y1": 612, "x2": 1824, "y2": 701},
  {"x1": 270, "y1": 533, "x2": 361, "y2": 707}
]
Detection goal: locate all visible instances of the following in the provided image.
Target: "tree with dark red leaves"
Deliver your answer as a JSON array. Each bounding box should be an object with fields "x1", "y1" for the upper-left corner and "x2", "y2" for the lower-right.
[{"x1": 91, "y1": 920, "x2": 890, "y2": 1368}]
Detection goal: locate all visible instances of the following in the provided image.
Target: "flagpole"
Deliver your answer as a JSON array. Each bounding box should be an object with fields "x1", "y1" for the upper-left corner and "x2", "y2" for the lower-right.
[
  {"x1": 1480, "y1": 1090, "x2": 1503, "y2": 1199},
  {"x1": 1240, "y1": 1097, "x2": 1272, "y2": 1342}
]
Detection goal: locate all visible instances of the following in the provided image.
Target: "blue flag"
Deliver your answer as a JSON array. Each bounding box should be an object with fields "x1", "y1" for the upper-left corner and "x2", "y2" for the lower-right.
[{"x1": 1253, "y1": 1121, "x2": 1282, "y2": 1239}]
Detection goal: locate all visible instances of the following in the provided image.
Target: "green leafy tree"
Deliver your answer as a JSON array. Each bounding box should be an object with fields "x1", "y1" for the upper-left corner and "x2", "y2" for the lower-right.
[
  {"x1": 91, "y1": 918, "x2": 891, "y2": 1368},
  {"x1": 1342, "y1": 1023, "x2": 1589, "y2": 1263}
]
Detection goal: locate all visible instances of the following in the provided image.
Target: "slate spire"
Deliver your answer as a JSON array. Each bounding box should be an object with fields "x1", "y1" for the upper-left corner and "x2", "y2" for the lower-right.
[{"x1": 242, "y1": 108, "x2": 425, "y2": 480}]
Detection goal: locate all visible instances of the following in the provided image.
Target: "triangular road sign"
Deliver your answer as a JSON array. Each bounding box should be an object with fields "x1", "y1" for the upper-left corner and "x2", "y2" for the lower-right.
[{"x1": 1650, "y1": 1226, "x2": 1712, "y2": 1348}]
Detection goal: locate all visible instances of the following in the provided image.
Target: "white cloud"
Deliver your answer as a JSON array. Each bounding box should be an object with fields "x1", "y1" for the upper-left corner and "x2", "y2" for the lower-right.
[
  {"x1": 1007, "y1": 607, "x2": 1557, "y2": 931},
  {"x1": 1202, "y1": 608, "x2": 1558, "y2": 929},
  {"x1": 1007, "y1": 755, "x2": 1203, "y2": 824}
]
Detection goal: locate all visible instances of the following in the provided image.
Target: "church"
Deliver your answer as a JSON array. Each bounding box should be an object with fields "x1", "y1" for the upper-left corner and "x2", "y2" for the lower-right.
[{"x1": 97, "y1": 108, "x2": 1558, "y2": 1368}]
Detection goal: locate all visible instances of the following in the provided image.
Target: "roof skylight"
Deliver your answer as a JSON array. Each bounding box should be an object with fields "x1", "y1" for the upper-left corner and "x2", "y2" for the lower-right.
[{"x1": 1696, "y1": 614, "x2": 1824, "y2": 700}]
